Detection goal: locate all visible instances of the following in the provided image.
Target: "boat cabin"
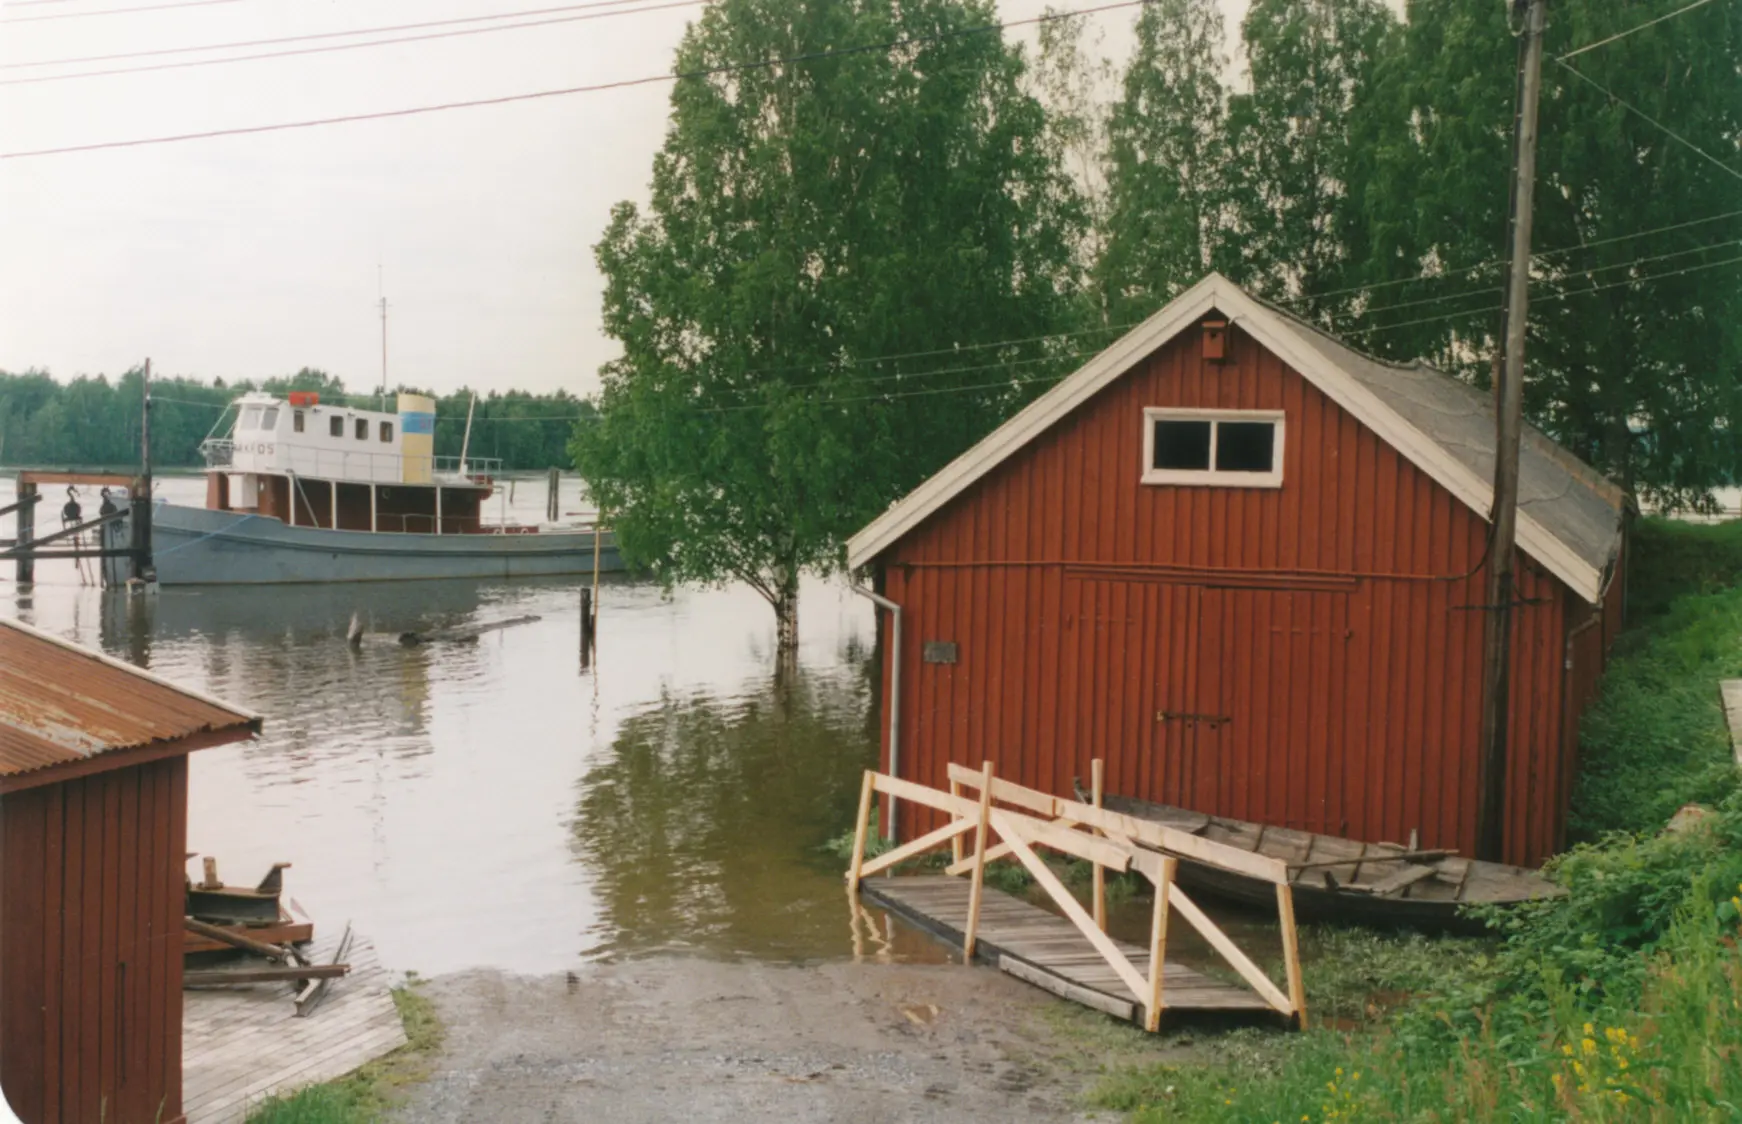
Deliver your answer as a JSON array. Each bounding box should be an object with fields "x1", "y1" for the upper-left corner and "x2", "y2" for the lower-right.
[{"x1": 201, "y1": 392, "x2": 499, "y2": 534}]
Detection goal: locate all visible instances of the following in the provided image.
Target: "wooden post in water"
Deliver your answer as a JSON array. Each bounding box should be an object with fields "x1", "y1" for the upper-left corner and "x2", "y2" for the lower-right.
[
  {"x1": 546, "y1": 466, "x2": 560, "y2": 523},
  {"x1": 847, "y1": 769, "x2": 876, "y2": 892},
  {"x1": 15, "y1": 480, "x2": 35, "y2": 585},
  {"x1": 131, "y1": 358, "x2": 154, "y2": 581},
  {"x1": 962, "y1": 760, "x2": 996, "y2": 964},
  {"x1": 579, "y1": 586, "x2": 594, "y2": 668}
]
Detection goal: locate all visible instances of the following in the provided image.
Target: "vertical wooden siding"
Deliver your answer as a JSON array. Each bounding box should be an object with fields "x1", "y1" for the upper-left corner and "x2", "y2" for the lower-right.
[
  {"x1": 879, "y1": 323, "x2": 1583, "y2": 867},
  {"x1": 1, "y1": 757, "x2": 188, "y2": 1124}
]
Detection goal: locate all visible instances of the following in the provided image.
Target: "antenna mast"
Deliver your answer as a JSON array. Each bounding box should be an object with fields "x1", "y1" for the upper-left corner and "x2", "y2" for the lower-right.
[{"x1": 378, "y1": 265, "x2": 389, "y2": 411}]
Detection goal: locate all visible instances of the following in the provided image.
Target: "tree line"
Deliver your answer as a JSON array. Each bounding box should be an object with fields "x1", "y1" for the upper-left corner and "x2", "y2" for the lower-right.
[
  {"x1": 0, "y1": 366, "x2": 593, "y2": 472},
  {"x1": 573, "y1": 0, "x2": 1740, "y2": 647}
]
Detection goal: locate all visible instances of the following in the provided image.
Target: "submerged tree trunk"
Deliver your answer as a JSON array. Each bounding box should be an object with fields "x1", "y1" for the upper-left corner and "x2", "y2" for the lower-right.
[{"x1": 773, "y1": 563, "x2": 800, "y2": 664}]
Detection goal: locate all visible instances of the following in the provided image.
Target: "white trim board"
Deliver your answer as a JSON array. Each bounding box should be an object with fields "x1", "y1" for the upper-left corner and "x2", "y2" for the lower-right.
[{"x1": 844, "y1": 273, "x2": 1609, "y2": 602}]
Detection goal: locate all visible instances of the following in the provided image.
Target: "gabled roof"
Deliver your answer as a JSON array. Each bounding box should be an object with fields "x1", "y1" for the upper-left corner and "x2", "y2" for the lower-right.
[
  {"x1": 0, "y1": 617, "x2": 261, "y2": 783},
  {"x1": 846, "y1": 273, "x2": 1625, "y2": 602}
]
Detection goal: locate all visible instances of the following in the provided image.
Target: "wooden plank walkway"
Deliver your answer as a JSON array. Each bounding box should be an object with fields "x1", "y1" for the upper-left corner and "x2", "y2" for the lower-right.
[
  {"x1": 182, "y1": 932, "x2": 407, "y2": 1123},
  {"x1": 861, "y1": 876, "x2": 1279, "y2": 1026}
]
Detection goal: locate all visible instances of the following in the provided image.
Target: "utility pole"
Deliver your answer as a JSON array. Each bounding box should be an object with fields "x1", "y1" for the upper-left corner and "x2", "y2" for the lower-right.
[{"x1": 1476, "y1": 0, "x2": 1547, "y2": 863}]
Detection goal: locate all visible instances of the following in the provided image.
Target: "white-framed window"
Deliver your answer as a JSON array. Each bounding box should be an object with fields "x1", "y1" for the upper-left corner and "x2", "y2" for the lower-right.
[{"x1": 1141, "y1": 408, "x2": 1285, "y2": 488}]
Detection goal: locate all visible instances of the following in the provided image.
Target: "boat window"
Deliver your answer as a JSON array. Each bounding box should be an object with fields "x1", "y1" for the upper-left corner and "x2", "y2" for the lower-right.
[
  {"x1": 355, "y1": 418, "x2": 368, "y2": 440},
  {"x1": 261, "y1": 407, "x2": 280, "y2": 431},
  {"x1": 239, "y1": 406, "x2": 262, "y2": 430},
  {"x1": 379, "y1": 421, "x2": 393, "y2": 443},
  {"x1": 329, "y1": 415, "x2": 343, "y2": 438},
  {"x1": 1142, "y1": 408, "x2": 1284, "y2": 488},
  {"x1": 293, "y1": 410, "x2": 305, "y2": 433}
]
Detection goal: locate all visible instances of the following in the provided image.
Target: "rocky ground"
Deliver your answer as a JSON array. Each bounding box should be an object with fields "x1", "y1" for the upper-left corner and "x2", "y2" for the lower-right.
[{"x1": 388, "y1": 957, "x2": 1174, "y2": 1122}]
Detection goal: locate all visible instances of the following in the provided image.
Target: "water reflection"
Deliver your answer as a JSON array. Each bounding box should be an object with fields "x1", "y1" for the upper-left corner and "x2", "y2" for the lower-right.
[{"x1": 571, "y1": 666, "x2": 879, "y2": 961}]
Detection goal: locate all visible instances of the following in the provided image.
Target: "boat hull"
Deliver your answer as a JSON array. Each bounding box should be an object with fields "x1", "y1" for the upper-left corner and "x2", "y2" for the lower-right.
[
  {"x1": 1102, "y1": 793, "x2": 1559, "y2": 935},
  {"x1": 147, "y1": 502, "x2": 622, "y2": 585}
]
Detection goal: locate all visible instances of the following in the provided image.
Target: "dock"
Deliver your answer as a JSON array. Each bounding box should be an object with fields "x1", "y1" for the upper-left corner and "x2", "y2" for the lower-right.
[
  {"x1": 182, "y1": 930, "x2": 407, "y2": 1123},
  {"x1": 862, "y1": 876, "x2": 1275, "y2": 1022},
  {"x1": 845, "y1": 762, "x2": 1307, "y2": 1032}
]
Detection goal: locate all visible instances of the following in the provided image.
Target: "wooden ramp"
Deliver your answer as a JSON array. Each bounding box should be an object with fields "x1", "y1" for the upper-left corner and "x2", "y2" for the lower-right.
[
  {"x1": 845, "y1": 762, "x2": 1307, "y2": 1032},
  {"x1": 182, "y1": 931, "x2": 407, "y2": 1123},
  {"x1": 863, "y1": 876, "x2": 1275, "y2": 1022}
]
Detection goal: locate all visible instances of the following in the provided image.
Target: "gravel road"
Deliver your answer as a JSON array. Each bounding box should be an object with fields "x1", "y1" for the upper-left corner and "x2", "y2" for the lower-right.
[{"x1": 390, "y1": 958, "x2": 1115, "y2": 1123}]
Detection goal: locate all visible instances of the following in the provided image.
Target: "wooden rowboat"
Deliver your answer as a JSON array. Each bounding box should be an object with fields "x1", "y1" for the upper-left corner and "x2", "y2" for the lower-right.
[{"x1": 1099, "y1": 793, "x2": 1562, "y2": 934}]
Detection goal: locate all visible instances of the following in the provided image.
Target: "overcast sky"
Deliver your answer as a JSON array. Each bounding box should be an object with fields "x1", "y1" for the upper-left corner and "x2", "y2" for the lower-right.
[{"x1": 0, "y1": 0, "x2": 1250, "y2": 397}]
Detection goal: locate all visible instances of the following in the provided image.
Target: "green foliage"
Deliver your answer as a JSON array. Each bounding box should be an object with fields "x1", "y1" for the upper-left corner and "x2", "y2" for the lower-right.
[
  {"x1": 0, "y1": 367, "x2": 585, "y2": 472},
  {"x1": 1570, "y1": 584, "x2": 1742, "y2": 840},
  {"x1": 1625, "y1": 517, "x2": 1742, "y2": 620},
  {"x1": 1096, "y1": 0, "x2": 1229, "y2": 323},
  {"x1": 1358, "y1": 0, "x2": 1742, "y2": 503},
  {"x1": 573, "y1": 0, "x2": 1084, "y2": 643}
]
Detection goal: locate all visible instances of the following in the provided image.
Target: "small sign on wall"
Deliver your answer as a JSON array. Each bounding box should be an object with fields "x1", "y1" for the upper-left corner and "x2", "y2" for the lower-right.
[{"x1": 923, "y1": 641, "x2": 959, "y2": 665}]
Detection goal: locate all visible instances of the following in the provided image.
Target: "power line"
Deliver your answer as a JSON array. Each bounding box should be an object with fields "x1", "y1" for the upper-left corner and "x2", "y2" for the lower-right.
[
  {"x1": 2, "y1": 0, "x2": 253, "y2": 24},
  {"x1": 0, "y1": 0, "x2": 1150, "y2": 160},
  {"x1": 2, "y1": 0, "x2": 679, "y2": 71},
  {"x1": 1554, "y1": 59, "x2": 1742, "y2": 185},
  {"x1": 1, "y1": 0, "x2": 709, "y2": 87},
  {"x1": 1277, "y1": 207, "x2": 1742, "y2": 306},
  {"x1": 1556, "y1": 0, "x2": 1721, "y2": 61}
]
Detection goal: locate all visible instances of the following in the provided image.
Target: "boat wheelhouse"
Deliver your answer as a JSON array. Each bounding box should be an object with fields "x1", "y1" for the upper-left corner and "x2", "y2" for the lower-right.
[
  {"x1": 200, "y1": 391, "x2": 498, "y2": 535},
  {"x1": 138, "y1": 390, "x2": 620, "y2": 585}
]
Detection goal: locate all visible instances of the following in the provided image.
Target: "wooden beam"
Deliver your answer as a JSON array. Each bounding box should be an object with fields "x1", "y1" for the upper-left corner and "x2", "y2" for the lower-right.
[
  {"x1": 856, "y1": 816, "x2": 976, "y2": 880},
  {"x1": 992, "y1": 810, "x2": 1150, "y2": 1005},
  {"x1": 0, "y1": 494, "x2": 42, "y2": 518},
  {"x1": 183, "y1": 917, "x2": 290, "y2": 961},
  {"x1": 1144, "y1": 856, "x2": 1176, "y2": 1032},
  {"x1": 872, "y1": 770, "x2": 1131, "y2": 870},
  {"x1": 847, "y1": 770, "x2": 876, "y2": 892},
  {"x1": 990, "y1": 803, "x2": 1131, "y2": 872},
  {"x1": 962, "y1": 762, "x2": 995, "y2": 963},
  {"x1": 1092, "y1": 758, "x2": 1107, "y2": 933},
  {"x1": 1277, "y1": 884, "x2": 1307, "y2": 1027},
  {"x1": 184, "y1": 964, "x2": 348, "y2": 987},
  {"x1": 15, "y1": 471, "x2": 139, "y2": 489},
  {"x1": 1167, "y1": 884, "x2": 1292, "y2": 1014},
  {"x1": 947, "y1": 763, "x2": 1287, "y2": 883},
  {"x1": 943, "y1": 813, "x2": 1080, "y2": 875},
  {"x1": 0, "y1": 508, "x2": 130, "y2": 558}
]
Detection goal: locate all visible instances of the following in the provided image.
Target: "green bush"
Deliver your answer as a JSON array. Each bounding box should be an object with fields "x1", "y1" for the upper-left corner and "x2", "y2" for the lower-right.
[
  {"x1": 1624, "y1": 517, "x2": 1742, "y2": 620},
  {"x1": 1570, "y1": 583, "x2": 1742, "y2": 839}
]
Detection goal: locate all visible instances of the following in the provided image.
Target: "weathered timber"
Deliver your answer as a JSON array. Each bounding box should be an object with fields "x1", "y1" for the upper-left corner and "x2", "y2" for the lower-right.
[
  {"x1": 295, "y1": 921, "x2": 354, "y2": 1018},
  {"x1": 184, "y1": 917, "x2": 291, "y2": 961},
  {"x1": 398, "y1": 613, "x2": 541, "y2": 646},
  {"x1": 185, "y1": 964, "x2": 348, "y2": 987}
]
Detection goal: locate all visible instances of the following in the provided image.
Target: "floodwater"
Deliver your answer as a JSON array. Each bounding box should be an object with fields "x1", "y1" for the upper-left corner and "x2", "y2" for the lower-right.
[
  {"x1": 0, "y1": 473, "x2": 1264, "y2": 980},
  {"x1": 0, "y1": 473, "x2": 963, "y2": 976}
]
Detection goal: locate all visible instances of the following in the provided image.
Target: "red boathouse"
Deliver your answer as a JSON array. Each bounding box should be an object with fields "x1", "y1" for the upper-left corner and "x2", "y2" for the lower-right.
[
  {"x1": 0, "y1": 618, "x2": 260, "y2": 1124},
  {"x1": 848, "y1": 274, "x2": 1625, "y2": 869}
]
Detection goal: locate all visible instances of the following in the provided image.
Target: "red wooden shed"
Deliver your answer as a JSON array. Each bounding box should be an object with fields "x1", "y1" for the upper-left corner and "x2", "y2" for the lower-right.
[
  {"x1": 0, "y1": 618, "x2": 260, "y2": 1124},
  {"x1": 848, "y1": 274, "x2": 1625, "y2": 869}
]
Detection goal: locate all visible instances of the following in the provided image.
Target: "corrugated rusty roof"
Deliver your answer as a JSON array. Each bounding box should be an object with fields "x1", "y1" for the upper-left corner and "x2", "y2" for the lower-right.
[{"x1": 0, "y1": 618, "x2": 260, "y2": 780}]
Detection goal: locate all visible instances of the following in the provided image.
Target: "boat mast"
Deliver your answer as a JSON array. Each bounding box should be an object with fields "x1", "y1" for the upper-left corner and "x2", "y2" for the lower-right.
[
  {"x1": 378, "y1": 265, "x2": 389, "y2": 413},
  {"x1": 459, "y1": 393, "x2": 477, "y2": 475}
]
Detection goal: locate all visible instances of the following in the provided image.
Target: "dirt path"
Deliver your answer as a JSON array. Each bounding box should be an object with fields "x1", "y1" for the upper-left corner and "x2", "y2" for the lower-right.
[{"x1": 391, "y1": 958, "x2": 1130, "y2": 1122}]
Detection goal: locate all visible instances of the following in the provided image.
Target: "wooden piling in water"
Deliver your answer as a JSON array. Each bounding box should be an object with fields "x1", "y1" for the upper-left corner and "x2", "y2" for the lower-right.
[
  {"x1": 14, "y1": 480, "x2": 34, "y2": 585},
  {"x1": 547, "y1": 466, "x2": 560, "y2": 522},
  {"x1": 580, "y1": 586, "x2": 595, "y2": 668}
]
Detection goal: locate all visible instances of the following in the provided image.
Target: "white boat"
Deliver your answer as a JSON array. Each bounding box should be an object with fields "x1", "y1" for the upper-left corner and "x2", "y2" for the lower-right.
[{"x1": 144, "y1": 391, "x2": 617, "y2": 585}]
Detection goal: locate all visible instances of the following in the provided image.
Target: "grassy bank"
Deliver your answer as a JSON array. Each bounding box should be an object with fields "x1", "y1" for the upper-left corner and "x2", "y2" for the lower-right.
[
  {"x1": 244, "y1": 981, "x2": 443, "y2": 1124},
  {"x1": 1092, "y1": 519, "x2": 1742, "y2": 1122}
]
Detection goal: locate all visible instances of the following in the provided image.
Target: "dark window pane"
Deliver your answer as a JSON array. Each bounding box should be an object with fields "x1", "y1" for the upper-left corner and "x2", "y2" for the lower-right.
[
  {"x1": 355, "y1": 418, "x2": 368, "y2": 440},
  {"x1": 1153, "y1": 420, "x2": 1212, "y2": 470},
  {"x1": 329, "y1": 416, "x2": 343, "y2": 437},
  {"x1": 1216, "y1": 421, "x2": 1276, "y2": 472}
]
